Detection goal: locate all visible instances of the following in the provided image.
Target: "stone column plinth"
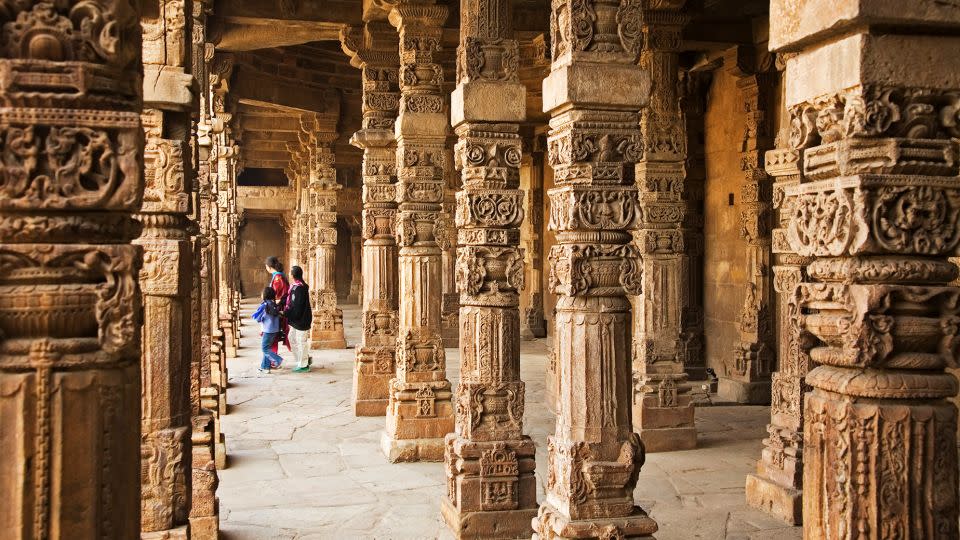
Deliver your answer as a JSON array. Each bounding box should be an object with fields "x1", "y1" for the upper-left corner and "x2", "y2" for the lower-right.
[
  {"x1": 769, "y1": 2, "x2": 960, "y2": 535},
  {"x1": 533, "y1": 1, "x2": 657, "y2": 538},
  {"x1": 0, "y1": 2, "x2": 144, "y2": 538},
  {"x1": 381, "y1": 3, "x2": 455, "y2": 463},
  {"x1": 632, "y1": 6, "x2": 696, "y2": 453},
  {"x1": 441, "y1": 0, "x2": 538, "y2": 536}
]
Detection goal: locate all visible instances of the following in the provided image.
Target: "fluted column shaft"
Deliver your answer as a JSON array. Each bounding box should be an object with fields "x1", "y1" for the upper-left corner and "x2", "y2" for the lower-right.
[
  {"x1": 0, "y1": 2, "x2": 144, "y2": 538},
  {"x1": 381, "y1": 2, "x2": 455, "y2": 463},
  {"x1": 440, "y1": 0, "x2": 537, "y2": 536},
  {"x1": 769, "y1": 1, "x2": 960, "y2": 536},
  {"x1": 533, "y1": 1, "x2": 657, "y2": 538}
]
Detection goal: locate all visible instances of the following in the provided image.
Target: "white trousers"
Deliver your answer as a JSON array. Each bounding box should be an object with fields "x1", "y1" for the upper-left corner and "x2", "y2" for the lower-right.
[{"x1": 289, "y1": 327, "x2": 311, "y2": 368}]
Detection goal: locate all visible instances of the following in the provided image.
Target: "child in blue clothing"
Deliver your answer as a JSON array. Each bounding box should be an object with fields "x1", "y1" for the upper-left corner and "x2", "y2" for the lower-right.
[{"x1": 252, "y1": 287, "x2": 284, "y2": 373}]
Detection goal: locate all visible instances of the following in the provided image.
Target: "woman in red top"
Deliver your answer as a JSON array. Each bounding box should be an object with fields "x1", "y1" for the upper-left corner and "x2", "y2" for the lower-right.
[{"x1": 264, "y1": 256, "x2": 291, "y2": 354}]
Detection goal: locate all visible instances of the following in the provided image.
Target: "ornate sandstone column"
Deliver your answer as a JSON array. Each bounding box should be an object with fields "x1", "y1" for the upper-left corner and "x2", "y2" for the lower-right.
[
  {"x1": 533, "y1": 1, "x2": 657, "y2": 538},
  {"x1": 441, "y1": 141, "x2": 460, "y2": 348},
  {"x1": 770, "y1": 1, "x2": 960, "y2": 536},
  {"x1": 441, "y1": 0, "x2": 537, "y2": 536},
  {"x1": 348, "y1": 220, "x2": 363, "y2": 304},
  {"x1": 138, "y1": 1, "x2": 196, "y2": 536},
  {"x1": 0, "y1": 2, "x2": 143, "y2": 538},
  {"x1": 381, "y1": 2, "x2": 455, "y2": 463},
  {"x1": 721, "y1": 56, "x2": 778, "y2": 404},
  {"x1": 342, "y1": 23, "x2": 402, "y2": 416},
  {"x1": 520, "y1": 135, "x2": 547, "y2": 341},
  {"x1": 307, "y1": 131, "x2": 348, "y2": 349},
  {"x1": 632, "y1": 2, "x2": 696, "y2": 453},
  {"x1": 744, "y1": 116, "x2": 813, "y2": 525}
]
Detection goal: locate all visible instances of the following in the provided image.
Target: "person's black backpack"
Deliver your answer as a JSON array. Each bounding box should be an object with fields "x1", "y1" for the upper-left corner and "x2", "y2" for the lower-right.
[{"x1": 286, "y1": 283, "x2": 312, "y2": 331}]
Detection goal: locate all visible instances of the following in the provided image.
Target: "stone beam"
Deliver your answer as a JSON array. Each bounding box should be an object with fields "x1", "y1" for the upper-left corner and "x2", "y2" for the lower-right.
[{"x1": 232, "y1": 65, "x2": 340, "y2": 116}]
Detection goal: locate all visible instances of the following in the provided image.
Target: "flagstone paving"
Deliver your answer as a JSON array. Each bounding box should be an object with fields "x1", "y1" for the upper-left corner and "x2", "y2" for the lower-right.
[{"x1": 219, "y1": 300, "x2": 803, "y2": 540}]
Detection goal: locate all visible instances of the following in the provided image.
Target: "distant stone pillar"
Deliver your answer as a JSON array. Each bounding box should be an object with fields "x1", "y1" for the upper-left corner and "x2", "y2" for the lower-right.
[
  {"x1": 342, "y1": 23, "x2": 402, "y2": 416},
  {"x1": 769, "y1": 1, "x2": 960, "y2": 536},
  {"x1": 348, "y1": 221, "x2": 363, "y2": 304},
  {"x1": 632, "y1": 5, "x2": 697, "y2": 453},
  {"x1": 440, "y1": 142, "x2": 460, "y2": 348},
  {"x1": 441, "y1": 0, "x2": 537, "y2": 536},
  {"x1": 138, "y1": 0, "x2": 197, "y2": 535},
  {"x1": 189, "y1": 29, "x2": 221, "y2": 537},
  {"x1": 0, "y1": 2, "x2": 143, "y2": 538},
  {"x1": 533, "y1": 0, "x2": 657, "y2": 538},
  {"x1": 745, "y1": 136, "x2": 812, "y2": 525},
  {"x1": 309, "y1": 133, "x2": 348, "y2": 349},
  {"x1": 520, "y1": 137, "x2": 547, "y2": 341},
  {"x1": 381, "y1": 2, "x2": 456, "y2": 463},
  {"x1": 721, "y1": 57, "x2": 778, "y2": 404}
]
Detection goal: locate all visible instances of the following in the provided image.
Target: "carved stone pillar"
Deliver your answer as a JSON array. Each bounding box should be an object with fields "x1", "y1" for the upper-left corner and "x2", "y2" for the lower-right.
[
  {"x1": 769, "y1": 2, "x2": 960, "y2": 536},
  {"x1": 632, "y1": 4, "x2": 696, "y2": 453},
  {"x1": 441, "y1": 0, "x2": 537, "y2": 536},
  {"x1": 0, "y1": 2, "x2": 143, "y2": 538},
  {"x1": 744, "y1": 134, "x2": 812, "y2": 525},
  {"x1": 348, "y1": 220, "x2": 363, "y2": 304},
  {"x1": 381, "y1": 2, "x2": 455, "y2": 463},
  {"x1": 679, "y1": 69, "x2": 707, "y2": 382},
  {"x1": 520, "y1": 136, "x2": 547, "y2": 341},
  {"x1": 441, "y1": 141, "x2": 460, "y2": 348},
  {"x1": 533, "y1": 1, "x2": 657, "y2": 538},
  {"x1": 309, "y1": 133, "x2": 348, "y2": 349},
  {"x1": 138, "y1": 1, "x2": 196, "y2": 535},
  {"x1": 189, "y1": 46, "x2": 220, "y2": 540},
  {"x1": 342, "y1": 24, "x2": 401, "y2": 416},
  {"x1": 720, "y1": 60, "x2": 778, "y2": 404}
]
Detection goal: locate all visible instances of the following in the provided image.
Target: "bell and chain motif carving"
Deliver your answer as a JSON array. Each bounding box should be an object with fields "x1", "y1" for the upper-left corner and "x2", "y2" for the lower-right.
[
  {"x1": 0, "y1": 1, "x2": 144, "y2": 538},
  {"x1": 534, "y1": 0, "x2": 657, "y2": 538},
  {"x1": 381, "y1": 2, "x2": 456, "y2": 464}
]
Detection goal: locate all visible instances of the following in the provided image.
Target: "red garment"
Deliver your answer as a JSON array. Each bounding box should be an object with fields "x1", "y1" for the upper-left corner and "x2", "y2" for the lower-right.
[{"x1": 269, "y1": 272, "x2": 291, "y2": 353}]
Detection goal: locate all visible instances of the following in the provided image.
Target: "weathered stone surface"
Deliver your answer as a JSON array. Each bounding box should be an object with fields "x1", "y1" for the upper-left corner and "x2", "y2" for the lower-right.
[{"x1": 0, "y1": 2, "x2": 144, "y2": 538}]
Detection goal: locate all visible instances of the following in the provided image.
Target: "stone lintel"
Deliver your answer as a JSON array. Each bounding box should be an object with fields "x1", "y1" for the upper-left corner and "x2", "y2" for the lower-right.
[
  {"x1": 784, "y1": 33, "x2": 960, "y2": 107},
  {"x1": 451, "y1": 80, "x2": 527, "y2": 127},
  {"x1": 542, "y1": 62, "x2": 650, "y2": 113},
  {"x1": 770, "y1": 0, "x2": 960, "y2": 52}
]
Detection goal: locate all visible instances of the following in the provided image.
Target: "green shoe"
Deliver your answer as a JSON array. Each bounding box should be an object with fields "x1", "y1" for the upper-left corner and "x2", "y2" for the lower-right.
[{"x1": 292, "y1": 366, "x2": 310, "y2": 373}]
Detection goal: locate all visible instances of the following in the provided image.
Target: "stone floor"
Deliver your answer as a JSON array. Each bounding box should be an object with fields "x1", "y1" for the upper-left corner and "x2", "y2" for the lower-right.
[{"x1": 220, "y1": 300, "x2": 804, "y2": 539}]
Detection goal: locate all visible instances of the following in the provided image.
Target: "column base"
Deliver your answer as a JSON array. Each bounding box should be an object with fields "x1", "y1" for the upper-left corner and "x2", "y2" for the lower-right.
[
  {"x1": 520, "y1": 325, "x2": 547, "y2": 340},
  {"x1": 745, "y1": 473, "x2": 802, "y2": 525},
  {"x1": 633, "y1": 396, "x2": 697, "y2": 452},
  {"x1": 215, "y1": 433, "x2": 226, "y2": 470},
  {"x1": 141, "y1": 525, "x2": 189, "y2": 540},
  {"x1": 355, "y1": 398, "x2": 388, "y2": 416},
  {"x1": 380, "y1": 431, "x2": 446, "y2": 463},
  {"x1": 532, "y1": 504, "x2": 657, "y2": 540},
  {"x1": 189, "y1": 515, "x2": 220, "y2": 540},
  {"x1": 312, "y1": 332, "x2": 347, "y2": 349},
  {"x1": 717, "y1": 377, "x2": 771, "y2": 405},
  {"x1": 442, "y1": 498, "x2": 536, "y2": 539}
]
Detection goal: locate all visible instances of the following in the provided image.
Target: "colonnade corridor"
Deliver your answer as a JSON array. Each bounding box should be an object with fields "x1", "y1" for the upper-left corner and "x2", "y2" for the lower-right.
[{"x1": 217, "y1": 300, "x2": 801, "y2": 539}]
